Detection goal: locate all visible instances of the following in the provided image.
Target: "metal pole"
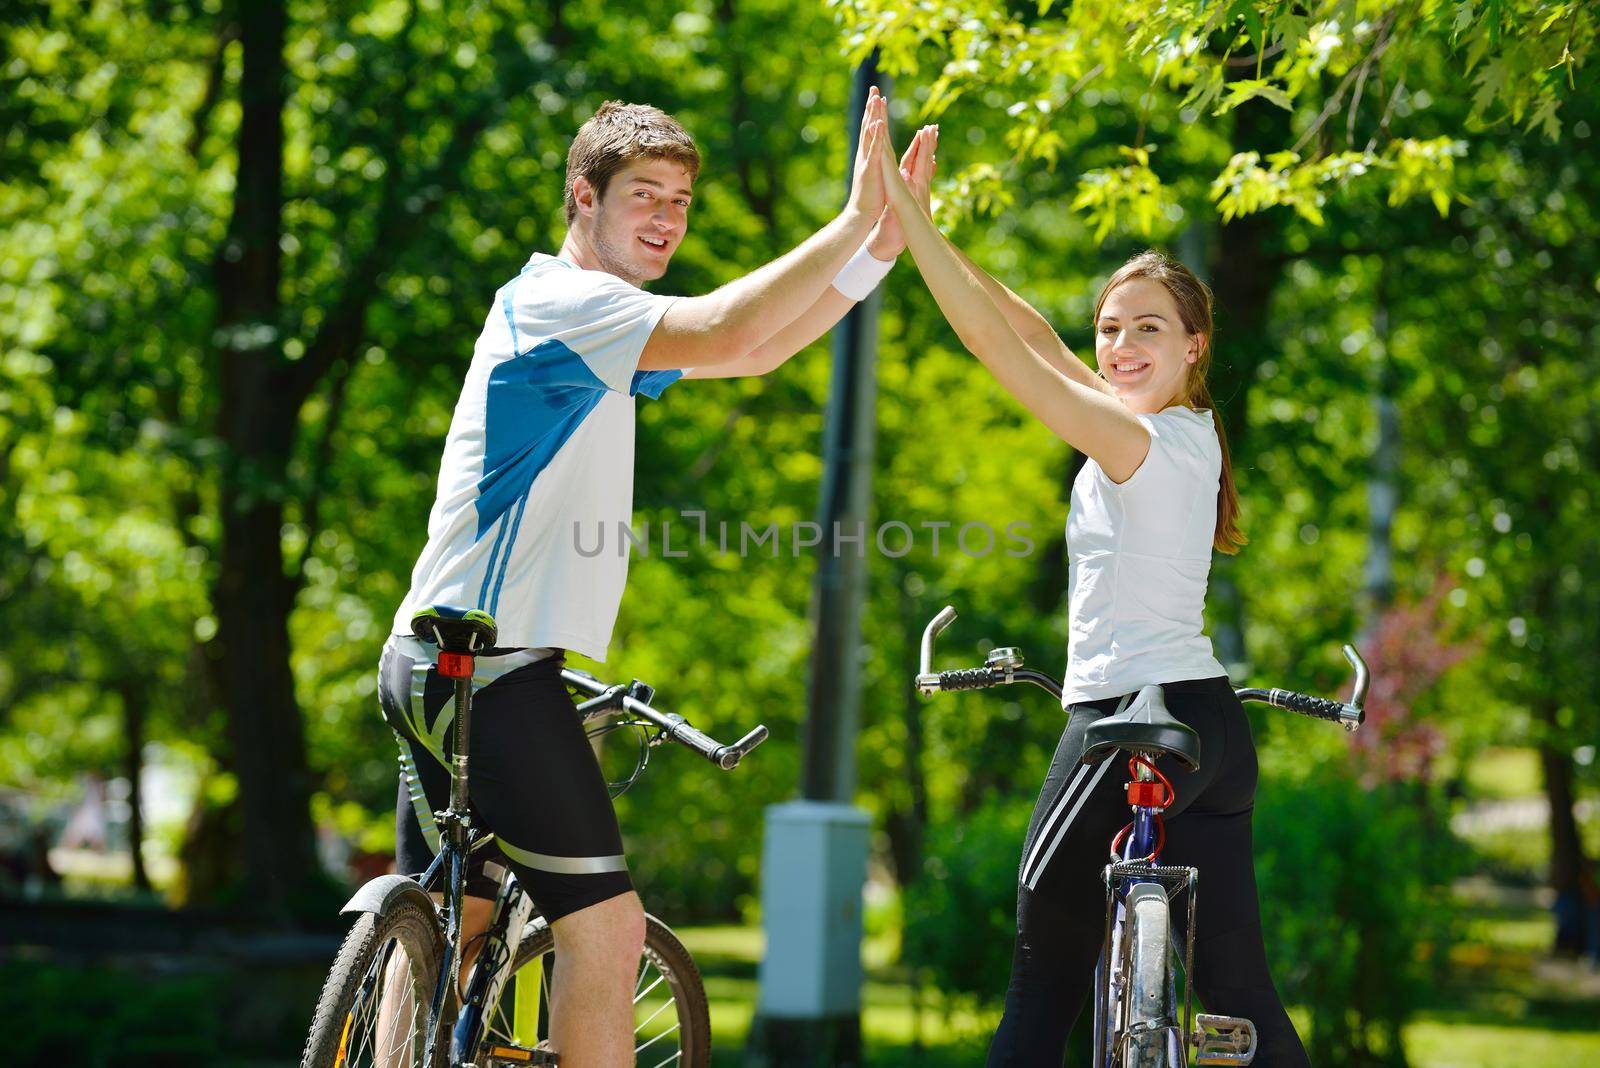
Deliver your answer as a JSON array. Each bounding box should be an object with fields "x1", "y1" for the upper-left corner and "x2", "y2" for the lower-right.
[
  {"x1": 801, "y1": 51, "x2": 886, "y2": 803},
  {"x1": 749, "y1": 56, "x2": 886, "y2": 1067}
]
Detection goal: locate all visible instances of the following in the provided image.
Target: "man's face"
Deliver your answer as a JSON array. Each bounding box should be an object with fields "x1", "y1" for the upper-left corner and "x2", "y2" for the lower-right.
[{"x1": 577, "y1": 157, "x2": 694, "y2": 286}]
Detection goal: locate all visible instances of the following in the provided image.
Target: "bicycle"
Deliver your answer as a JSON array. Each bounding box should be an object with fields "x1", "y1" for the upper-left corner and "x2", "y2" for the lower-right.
[
  {"x1": 914, "y1": 605, "x2": 1369, "y2": 1067},
  {"x1": 300, "y1": 605, "x2": 770, "y2": 1068}
]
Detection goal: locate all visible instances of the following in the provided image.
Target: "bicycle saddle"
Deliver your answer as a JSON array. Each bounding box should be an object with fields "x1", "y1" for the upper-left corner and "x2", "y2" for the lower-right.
[
  {"x1": 1081, "y1": 684, "x2": 1202, "y2": 771},
  {"x1": 410, "y1": 605, "x2": 498, "y2": 653}
]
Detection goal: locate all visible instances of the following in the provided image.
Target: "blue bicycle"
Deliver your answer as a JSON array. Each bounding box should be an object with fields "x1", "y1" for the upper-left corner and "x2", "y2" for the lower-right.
[{"x1": 915, "y1": 605, "x2": 1368, "y2": 1067}]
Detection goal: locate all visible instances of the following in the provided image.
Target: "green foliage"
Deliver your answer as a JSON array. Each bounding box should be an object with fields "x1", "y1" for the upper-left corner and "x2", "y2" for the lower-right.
[
  {"x1": 1072, "y1": 146, "x2": 1176, "y2": 239},
  {"x1": 835, "y1": 0, "x2": 1594, "y2": 235},
  {"x1": 1255, "y1": 764, "x2": 1464, "y2": 1068},
  {"x1": 2, "y1": 959, "x2": 229, "y2": 1065},
  {"x1": 900, "y1": 794, "x2": 1031, "y2": 1001}
]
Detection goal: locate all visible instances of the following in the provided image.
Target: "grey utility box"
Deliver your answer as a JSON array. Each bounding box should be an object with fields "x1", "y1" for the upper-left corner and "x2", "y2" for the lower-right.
[{"x1": 755, "y1": 799, "x2": 871, "y2": 1018}]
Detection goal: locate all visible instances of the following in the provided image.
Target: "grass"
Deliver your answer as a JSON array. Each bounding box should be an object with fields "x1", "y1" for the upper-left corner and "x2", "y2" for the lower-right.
[
  {"x1": 1461, "y1": 747, "x2": 1544, "y2": 800},
  {"x1": 683, "y1": 923, "x2": 999, "y2": 1065},
  {"x1": 1406, "y1": 1019, "x2": 1600, "y2": 1068}
]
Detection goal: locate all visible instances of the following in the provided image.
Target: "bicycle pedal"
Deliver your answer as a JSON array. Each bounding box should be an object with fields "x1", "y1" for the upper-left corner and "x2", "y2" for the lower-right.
[
  {"x1": 1192, "y1": 1013, "x2": 1257, "y2": 1065},
  {"x1": 481, "y1": 1041, "x2": 560, "y2": 1066}
]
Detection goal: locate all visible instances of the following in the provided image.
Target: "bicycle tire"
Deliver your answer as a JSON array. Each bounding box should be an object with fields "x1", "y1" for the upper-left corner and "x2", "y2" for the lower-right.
[
  {"x1": 1118, "y1": 883, "x2": 1172, "y2": 1068},
  {"x1": 478, "y1": 911, "x2": 711, "y2": 1068},
  {"x1": 300, "y1": 895, "x2": 445, "y2": 1068}
]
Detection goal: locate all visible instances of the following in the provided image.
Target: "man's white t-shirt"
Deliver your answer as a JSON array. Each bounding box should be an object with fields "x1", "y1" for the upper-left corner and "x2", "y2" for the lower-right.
[
  {"x1": 392, "y1": 253, "x2": 683, "y2": 661},
  {"x1": 1063, "y1": 405, "x2": 1227, "y2": 703}
]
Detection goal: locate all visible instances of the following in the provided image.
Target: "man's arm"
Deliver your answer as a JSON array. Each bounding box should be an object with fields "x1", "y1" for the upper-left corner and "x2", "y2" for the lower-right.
[
  {"x1": 682, "y1": 122, "x2": 938, "y2": 381},
  {"x1": 682, "y1": 286, "x2": 859, "y2": 379},
  {"x1": 640, "y1": 92, "x2": 888, "y2": 372}
]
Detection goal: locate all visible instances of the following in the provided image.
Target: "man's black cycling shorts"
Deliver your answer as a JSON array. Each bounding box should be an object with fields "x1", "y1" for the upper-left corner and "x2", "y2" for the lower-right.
[{"x1": 378, "y1": 635, "x2": 632, "y2": 923}]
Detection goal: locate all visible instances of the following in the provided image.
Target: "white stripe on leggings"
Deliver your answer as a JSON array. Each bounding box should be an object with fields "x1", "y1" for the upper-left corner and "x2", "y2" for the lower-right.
[
  {"x1": 1019, "y1": 762, "x2": 1093, "y2": 887},
  {"x1": 1021, "y1": 757, "x2": 1112, "y2": 891}
]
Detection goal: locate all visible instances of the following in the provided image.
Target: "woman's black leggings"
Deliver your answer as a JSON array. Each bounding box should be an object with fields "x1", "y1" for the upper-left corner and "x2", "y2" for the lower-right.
[{"x1": 987, "y1": 675, "x2": 1310, "y2": 1067}]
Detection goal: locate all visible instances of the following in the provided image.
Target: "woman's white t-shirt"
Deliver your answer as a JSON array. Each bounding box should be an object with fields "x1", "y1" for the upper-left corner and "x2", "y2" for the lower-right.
[{"x1": 1062, "y1": 405, "x2": 1227, "y2": 703}]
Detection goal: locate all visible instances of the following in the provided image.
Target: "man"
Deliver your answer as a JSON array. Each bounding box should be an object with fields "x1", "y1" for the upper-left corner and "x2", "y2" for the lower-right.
[{"x1": 378, "y1": 89, "x2": 930, "y2": 1064}]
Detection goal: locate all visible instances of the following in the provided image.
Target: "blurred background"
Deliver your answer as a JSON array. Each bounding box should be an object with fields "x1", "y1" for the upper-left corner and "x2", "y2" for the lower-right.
[{"x1": 1, "y1": 1, "x2": 1596, "y2": 1065}]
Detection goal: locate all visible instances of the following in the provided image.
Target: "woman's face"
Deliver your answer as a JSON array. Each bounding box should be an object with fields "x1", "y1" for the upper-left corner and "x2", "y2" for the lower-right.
[{"x1": 1093, "y1": 277, "x2": 1201, "y2": 415}]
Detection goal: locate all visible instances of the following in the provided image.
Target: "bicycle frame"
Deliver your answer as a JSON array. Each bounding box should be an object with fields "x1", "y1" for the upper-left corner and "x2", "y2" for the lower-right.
[
  {"x1": 1092, "y1": 756, "x2": 1198, "y2": 1068},
  {"x1": 396, "y1": 637, "x2": 767, "y2": 1068}
]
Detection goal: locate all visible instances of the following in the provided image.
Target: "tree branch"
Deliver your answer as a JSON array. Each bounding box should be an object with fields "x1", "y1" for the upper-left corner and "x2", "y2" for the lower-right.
[
  {"x1": 1225, "y1": 41, "x2": 1286, "y2": 68},
  {"x1": 1291, "y1": 9, "x2": 1399, "y2": 155},
  {"x1": 717, "y1": 0, "x2": 775, "y2": 231},
  {"x1": 1366, "y1": 74, "x2": 1405, "y2": 154}
]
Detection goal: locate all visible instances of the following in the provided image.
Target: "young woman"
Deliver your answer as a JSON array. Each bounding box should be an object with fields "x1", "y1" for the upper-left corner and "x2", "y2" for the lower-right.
[{"x1": 880, "y1": 125, "x2": 1310, "y2": 1066}]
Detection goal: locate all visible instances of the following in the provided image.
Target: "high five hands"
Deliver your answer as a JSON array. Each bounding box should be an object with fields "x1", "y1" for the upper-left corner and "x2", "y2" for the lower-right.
[
  {"x1": 847, "y1": 86, "x2": 939, "y2": 260},
  {"x1": 874, "y1": 114, "x2": 936, "y2": 240}
]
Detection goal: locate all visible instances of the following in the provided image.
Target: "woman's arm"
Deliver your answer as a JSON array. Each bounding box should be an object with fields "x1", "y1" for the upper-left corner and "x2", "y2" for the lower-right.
[
  {"x1": 877, "y1": 131, "x2": 1149, "y2": 482},
  {"x1": 947, "y1": 243, "x2": 1115, "y2": 398}
]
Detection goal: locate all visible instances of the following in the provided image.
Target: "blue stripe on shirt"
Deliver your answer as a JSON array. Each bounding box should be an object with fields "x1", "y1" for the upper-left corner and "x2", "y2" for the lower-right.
[
  {"x1": 474, "y1": 339, "x2": 610, "y2": 539},
  {"x1": 488, "y1": 490, "x2": 532, "y2": 616}
]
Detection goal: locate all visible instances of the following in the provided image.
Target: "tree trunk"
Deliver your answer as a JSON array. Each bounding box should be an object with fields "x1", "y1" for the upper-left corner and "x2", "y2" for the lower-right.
[
  {"x1": 1204, "y1": 205, "x2": 1271, "y2": 673},
  {"x1": 118, "y1": 678, "x2": 151, "y2": 893},
  {"x1": 209, "y1": 0, "x2": 318, "y2": 918},
  {"x1": 1538, "y1": 731, "x2": 1585, "y2": 899},
  {"x1": 1531, "y1": 530, "x2": 1592, "y2": 951},
  {"x1": 1364, "y1": 289, "x2": 1398, "y2": 618},
  {"x1": 1205, "y1": 70, "x2": 1291, "y2": 676}
]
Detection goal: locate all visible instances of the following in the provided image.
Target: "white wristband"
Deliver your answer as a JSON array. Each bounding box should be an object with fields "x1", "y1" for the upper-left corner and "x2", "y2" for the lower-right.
[{"x1": 830, "y1": 242, "x2": 895, "y2": 301}]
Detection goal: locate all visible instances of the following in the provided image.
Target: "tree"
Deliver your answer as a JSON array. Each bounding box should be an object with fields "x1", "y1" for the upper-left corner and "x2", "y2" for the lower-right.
[{"x1": 838, "y1": 1, "x2": 1590, "y2": 228}]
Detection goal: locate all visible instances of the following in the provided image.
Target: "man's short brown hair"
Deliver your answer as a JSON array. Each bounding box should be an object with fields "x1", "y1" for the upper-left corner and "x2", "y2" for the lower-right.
[{"x1": 564, "y1": 101, "x2": 700, "y2": 225}]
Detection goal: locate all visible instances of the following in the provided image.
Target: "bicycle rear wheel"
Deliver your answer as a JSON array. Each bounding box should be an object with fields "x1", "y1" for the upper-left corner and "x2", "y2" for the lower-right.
[
  {"x1": 300, "y1": 895, "x2": 444, "y2": 1068},
  {"x1": 479, "y1": 912, "x2": 711, "y2": 1068},
  {"x1": 1117, "y1": 883, "x2": 1173, "y2": 1068}
]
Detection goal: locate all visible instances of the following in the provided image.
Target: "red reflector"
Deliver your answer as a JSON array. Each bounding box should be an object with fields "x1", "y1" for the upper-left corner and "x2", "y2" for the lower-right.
[
  {"x1": 1127, "y1": 781, "x2": 1167, "y2": 808},
  {"x1": 438, "y1": 652, "x2": 474, "y2": 678}
]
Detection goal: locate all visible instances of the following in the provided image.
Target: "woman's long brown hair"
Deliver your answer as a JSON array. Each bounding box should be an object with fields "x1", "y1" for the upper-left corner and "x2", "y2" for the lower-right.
[{"x1": 1092, "y1": 250, "x2": 1247, "y2": 554}]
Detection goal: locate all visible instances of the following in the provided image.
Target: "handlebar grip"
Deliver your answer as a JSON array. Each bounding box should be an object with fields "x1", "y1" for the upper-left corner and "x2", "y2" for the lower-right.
[
  {"x1": 1276, "y1": 689, "x2": 1348, "y2": 724},
  {"x1": 656, "y1": 714, "x2": 767, "y2": 770},
  {"x1": 657, "y1": 714, "x2": 722, "y2": 759},
  {"x1": 939, "y1": 668, "x2": 997, "y2": 692}
]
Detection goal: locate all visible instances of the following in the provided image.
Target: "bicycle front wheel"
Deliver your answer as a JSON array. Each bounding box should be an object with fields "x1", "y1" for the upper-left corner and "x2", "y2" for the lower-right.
[
  {"x1": 1118, "y1": 883, "x2": 1173, "y2": 1068},
  {"x1": 480, "y1": 911, "x2": 711, "y2": 1068},
  {"x1": 300, "y1": 894, "x2": 444, "y2": 1068}
]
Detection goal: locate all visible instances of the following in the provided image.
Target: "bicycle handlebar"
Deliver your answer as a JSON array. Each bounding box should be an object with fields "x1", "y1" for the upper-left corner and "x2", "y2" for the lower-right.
[
  {"x1": 562, "y1": 669, "x2": 769, "y2": 769},
  {"x1": 915, "y1": 605, "x2": 1366, "y2": 732}
]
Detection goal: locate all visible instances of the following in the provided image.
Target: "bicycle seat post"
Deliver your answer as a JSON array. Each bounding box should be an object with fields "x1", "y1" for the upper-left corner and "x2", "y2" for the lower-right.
[
  {"x1": 409, "y1": 606, "x2": 498, "y2": 854},
  {"x1": 437, "y1": 648, "x2": 475, "y2": 849}
]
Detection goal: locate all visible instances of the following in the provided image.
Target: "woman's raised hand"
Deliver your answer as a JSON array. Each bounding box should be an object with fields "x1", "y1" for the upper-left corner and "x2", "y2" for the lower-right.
[{"x1": 868, "y1": 122, "x2": 939, "y2": 258}]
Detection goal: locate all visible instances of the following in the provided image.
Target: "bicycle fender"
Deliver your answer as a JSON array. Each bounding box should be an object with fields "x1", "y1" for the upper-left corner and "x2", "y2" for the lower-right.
[{"x1": 340, "y1": 873, "x2": 433, "y2": 917}]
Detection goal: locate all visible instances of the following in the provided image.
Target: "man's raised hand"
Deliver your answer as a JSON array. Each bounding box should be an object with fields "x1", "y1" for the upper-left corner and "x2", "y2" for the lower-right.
[{"x1": 847, "y1": 87, "x2": 889, "y2": 222}]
